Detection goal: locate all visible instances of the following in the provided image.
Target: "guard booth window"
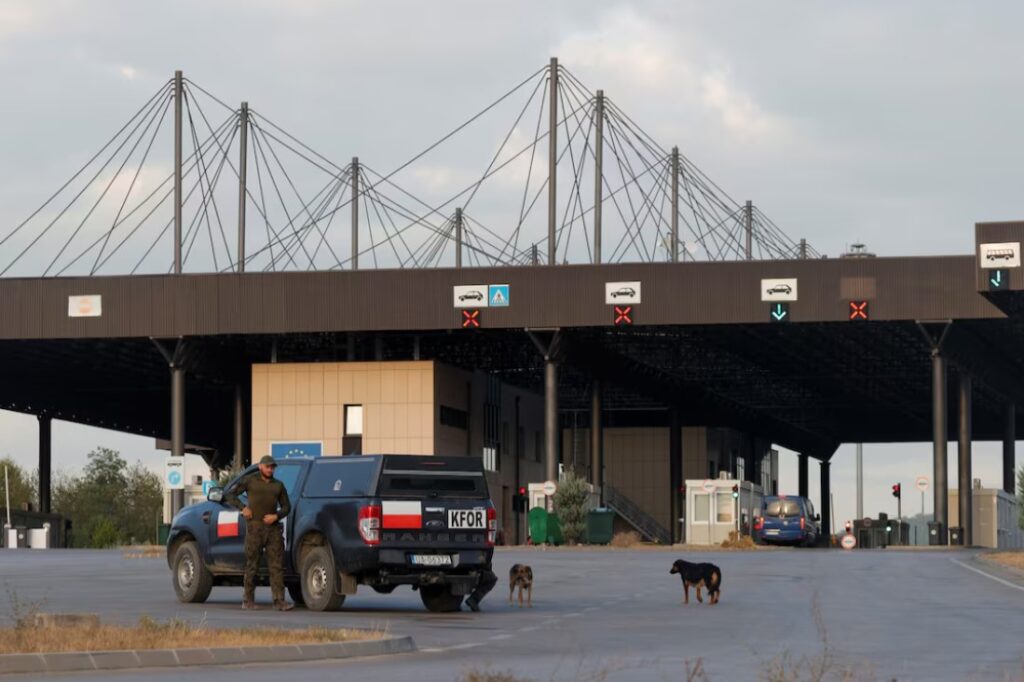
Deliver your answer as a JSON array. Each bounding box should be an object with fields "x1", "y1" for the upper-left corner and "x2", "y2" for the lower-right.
[
  {"x1": 693, "y1": 494, "x2": 710, "y2": 522},
  {"x1": 716, "y1": 492, "x2": 734, "y2": 523}
]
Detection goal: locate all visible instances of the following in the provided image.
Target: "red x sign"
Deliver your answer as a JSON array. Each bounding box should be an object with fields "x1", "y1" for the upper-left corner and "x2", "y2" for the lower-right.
[
  {"x1": 461, "y1": 309, "x2": 481, "y2": 328},
  {"x1": 849, "y1": 301, "x2": 868, "y2": 321},
  {"x1": 614, "y1": 305, "x2": 633, "y2": 326}
]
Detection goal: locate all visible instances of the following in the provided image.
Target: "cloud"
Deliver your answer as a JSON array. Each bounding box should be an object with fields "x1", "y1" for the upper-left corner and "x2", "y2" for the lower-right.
[{"x1": 552, "y1": 5, "x2": 787, "y2": 143}]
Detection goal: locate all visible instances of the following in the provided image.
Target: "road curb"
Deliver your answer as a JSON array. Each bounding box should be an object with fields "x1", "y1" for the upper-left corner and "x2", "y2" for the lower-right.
[{"x1": 0, "y1": 635, "x2": 415, "y2": 676}]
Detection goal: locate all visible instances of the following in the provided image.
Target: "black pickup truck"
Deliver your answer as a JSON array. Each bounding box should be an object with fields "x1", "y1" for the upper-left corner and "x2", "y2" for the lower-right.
[{"x1": 166, "y1": 455, "x2": 496, "y2": 612}]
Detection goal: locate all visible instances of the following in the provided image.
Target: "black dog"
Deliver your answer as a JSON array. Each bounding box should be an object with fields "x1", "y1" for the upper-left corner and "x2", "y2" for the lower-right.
[{"x1": 670, "y1": 559, "x2": 722, "y2": 605}]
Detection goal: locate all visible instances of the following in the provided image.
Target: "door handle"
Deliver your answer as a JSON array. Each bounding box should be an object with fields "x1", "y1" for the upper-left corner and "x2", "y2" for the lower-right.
[{"x1": 201, "y1": 511, "x2": 211, "y2": 524}]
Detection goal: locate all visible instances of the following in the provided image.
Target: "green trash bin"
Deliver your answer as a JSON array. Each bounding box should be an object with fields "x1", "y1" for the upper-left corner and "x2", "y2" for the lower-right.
[
  {"x1": 586, "y1": 509, "x2": 615, "y2": 545},
  {"x1": 157, "y1": 523, "x2": 171, "y2": 546},
  {"x1": 547, "y1": 514, "x2": 563, "y2": 545},
  {"x1": 527, "y1": 507, "x2": 548, "y2": 545}
]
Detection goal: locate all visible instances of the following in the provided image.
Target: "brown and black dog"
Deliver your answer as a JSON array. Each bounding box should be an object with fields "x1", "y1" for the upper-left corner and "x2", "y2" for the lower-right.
[
  {"x1": 508, "y1": 563, "x2": 534, "y2": 607},
  {"x1": 670, "y1": 559, "x2": 722, "y2": 605}
]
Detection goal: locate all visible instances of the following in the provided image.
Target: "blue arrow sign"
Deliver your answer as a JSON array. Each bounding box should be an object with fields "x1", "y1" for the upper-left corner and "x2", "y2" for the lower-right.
[{"x1": 771, "y1": 303, "x2": 788, "y2": 321}]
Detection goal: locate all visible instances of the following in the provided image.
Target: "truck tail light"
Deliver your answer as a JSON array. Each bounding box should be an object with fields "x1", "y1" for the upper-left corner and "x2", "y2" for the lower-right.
[
  {"x1": 800, "y1": 516, "x2": 806, "y2": 531},
  {"x1": 359, "y1": 504, "x2": 382, "y2": 546},
  {"x1": 486, "y1": 507, "x2": 497, "y2": 546},
  {"x1": 754, "y1": 516, "x2": 763, "y2": 531}
]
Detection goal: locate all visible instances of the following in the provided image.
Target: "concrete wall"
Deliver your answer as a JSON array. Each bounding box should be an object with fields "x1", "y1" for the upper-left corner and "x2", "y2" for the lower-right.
[
  {"x1": 949, "y1": 488, "x2": 1024, "y2": 549},
  {"x1": 251, "y1": 361, "x2": 435, "y2": 460}
]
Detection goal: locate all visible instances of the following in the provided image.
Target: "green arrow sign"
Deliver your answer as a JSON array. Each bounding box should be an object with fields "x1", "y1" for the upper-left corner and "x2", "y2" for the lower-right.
[
  {"x1": 990, "y1": 269, "x2": 1009, "y2": 291},
  {"x1": 770, "y1": 302, "x2": 789, "y2": 323}
]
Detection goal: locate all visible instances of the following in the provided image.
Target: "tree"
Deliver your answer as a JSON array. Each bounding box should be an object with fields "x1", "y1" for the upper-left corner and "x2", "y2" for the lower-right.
[
  {"x1": 553, "y1": 469, "x2": 591, "y2": 545},
  {"x1": 0, "y1": 457, "x2": 36, "y2": 511},
  {"x1": 52, "y1": 447, "x2": 163, "y2": 547},
  {"x1": 1018, "y1": 466, "x2": 1024, "y2": 530}
]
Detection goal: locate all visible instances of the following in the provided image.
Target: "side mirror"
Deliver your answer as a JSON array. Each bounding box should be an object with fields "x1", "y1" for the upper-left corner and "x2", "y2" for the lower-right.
[{"x1": 207, "y1": 487, "x2": 224, "y2": 503}]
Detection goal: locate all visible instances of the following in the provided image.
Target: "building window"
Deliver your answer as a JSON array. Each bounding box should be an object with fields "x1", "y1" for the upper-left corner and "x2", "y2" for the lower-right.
[
  {"x1": 345, "y1": 405, "x2": 363, "y2": 436},
  {"x1": 483, "y1": 446, "x2": 498, "y2": 472},
  {"x1": 343, "y1": 404, "x2": 363, "y2": 455},
  {"x1": 440, "y1": 405, "x2": 468, "y2": 430},
  {"x1": 716, "y1": 492, "x2": 734, "y2": 523}
]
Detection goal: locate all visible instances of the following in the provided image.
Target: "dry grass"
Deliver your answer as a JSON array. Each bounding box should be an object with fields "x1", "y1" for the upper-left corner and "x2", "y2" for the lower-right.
[
  {"x1": 609, "y1": 530, "x2": 643, "y2": 548},
  {"x1": 121, "y1": 545, "x2": 164, "y2": 559},
  {"x1": 458, "y1": 670, "x2": 532, "y2": 682},
  {"x1": 720, "y1": 531, "x2": 756, "y2": 549},
  {"x1": 985, "y1": 551, "x2": 1024, "y2": 572},
  {"x1": 0, "y1": 615, "x2": 381, "y2": 655}
]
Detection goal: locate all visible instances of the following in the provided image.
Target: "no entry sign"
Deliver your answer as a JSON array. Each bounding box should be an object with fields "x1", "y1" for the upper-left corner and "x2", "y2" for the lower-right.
[
  {"x1": 915, "y1": 476, "x2": 929, "y2": 492},
  {"x1": 841, "y1": 534, "x2": 857, "y2": 550}
]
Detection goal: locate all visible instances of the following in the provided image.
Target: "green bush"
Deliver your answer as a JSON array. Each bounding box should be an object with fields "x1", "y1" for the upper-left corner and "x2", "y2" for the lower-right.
[{"x1": 552, "y1": 470, "x2": 590, "y2": 545}]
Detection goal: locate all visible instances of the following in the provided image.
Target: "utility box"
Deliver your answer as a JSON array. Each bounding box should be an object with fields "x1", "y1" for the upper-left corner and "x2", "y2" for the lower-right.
[
  {"x1": 927, "y1": 522, "x2": 943, "y2": 546},
  {"x1": 28, "y1": 523, "x2": 51, "y2": 549}
]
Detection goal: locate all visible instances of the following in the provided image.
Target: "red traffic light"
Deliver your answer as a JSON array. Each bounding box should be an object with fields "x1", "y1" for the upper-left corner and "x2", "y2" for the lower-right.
[
  {"x1": 891, "y1": 483, "x2": 901, "y2": 498},
  {"x1": 849, "y1": 300, "x2": 869, "y2": 321},
  {"x1": 518, "y1": 486, "x2": 526, "y2": 496},
  {"x1": 461, "y1": 309, "x2": 481, "y2": 328},
  {"x1": 731, "y1": 484, "x2": 739, "y2": 499},
  {"x1": 613, "y1": 305, "x2": 633, "y2": 326}
]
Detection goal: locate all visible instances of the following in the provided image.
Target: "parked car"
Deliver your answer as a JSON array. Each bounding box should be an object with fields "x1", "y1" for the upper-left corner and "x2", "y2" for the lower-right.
[
  {"x1": 166, "y1": 455, "x2": 496, "y2": 612},
  {"x1": 754, "y1": 495, "x2": 819, "y2": 547}
]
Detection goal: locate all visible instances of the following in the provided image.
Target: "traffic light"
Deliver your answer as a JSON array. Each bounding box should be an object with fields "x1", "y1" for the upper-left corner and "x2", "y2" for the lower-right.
[
  {"x1": 844, "y1": 520, "x2": 852, "y2": 533},
  {"x1": 891, "y1": 483, "x2": 901, "y2": 499},
  {"x1": 513, "y1": 486, "x2": 528, "y2": 512},
  {"x1": 731, "y1": 484, "x2": 739, "y2": 499}
]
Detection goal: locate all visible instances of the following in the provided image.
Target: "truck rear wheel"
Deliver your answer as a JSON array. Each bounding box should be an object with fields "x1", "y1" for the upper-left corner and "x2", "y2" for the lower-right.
[
  {"x1": 171, "y1": 540, "x2": 213, "y2": 604},
  {"x1": 300, "y1": 546, "x2": 345, "y2": 611},
  {"x1": 420, "y1": 585, "x2": 463, "y2": 612}
]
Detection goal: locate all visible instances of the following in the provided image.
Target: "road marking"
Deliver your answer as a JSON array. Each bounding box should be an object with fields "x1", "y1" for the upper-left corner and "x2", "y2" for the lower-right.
[
  {"x1": 420, "y1": 647, "x2": 446, "y2": 653},
  {"x1": 583, "y1": 606, "x2": 599, "y2": 612},
  {"x1": 950, "y1": 558, "x2": 1024, "y2": 593},
  {"x1": 489, "y1": 633, "x2": 513, "y2": 640},
  {"x1": 564, "y1": 612, "x2": 581, "y2": 618},
  {"x1": 448, "y1": 642, "x2": 485, "y2": 650},
  {"x1": 519, "y1": 625, "x2": 541, "y2": 632}
]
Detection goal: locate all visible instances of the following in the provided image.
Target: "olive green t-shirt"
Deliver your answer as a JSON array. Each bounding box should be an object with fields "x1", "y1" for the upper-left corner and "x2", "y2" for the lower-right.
[{"x1": 225, "y1": 473, "x2": 291, "y2": 522}]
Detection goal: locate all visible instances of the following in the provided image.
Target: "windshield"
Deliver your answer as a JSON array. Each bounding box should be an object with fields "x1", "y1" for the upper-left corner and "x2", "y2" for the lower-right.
[{"x1": 377, "y1": 470, "x2": 488, "y2": 499}]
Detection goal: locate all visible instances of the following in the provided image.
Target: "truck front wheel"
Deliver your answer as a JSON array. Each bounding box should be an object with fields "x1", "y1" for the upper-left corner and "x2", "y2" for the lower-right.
[
  {"x1": 300, "y1": 545, "x2": 345, "y2": 611},
  {"x1": 420, "y1": 585, "x2": 463, "y2": 612},
  {"x1": 171, "y1": 540, "x2": 213, "y2": 604}
]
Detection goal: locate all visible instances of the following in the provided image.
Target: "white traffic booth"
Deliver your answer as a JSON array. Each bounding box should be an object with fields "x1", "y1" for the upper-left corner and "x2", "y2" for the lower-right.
[{"x1": 685, "y1": 477, "x2": 764, "y2": 545}]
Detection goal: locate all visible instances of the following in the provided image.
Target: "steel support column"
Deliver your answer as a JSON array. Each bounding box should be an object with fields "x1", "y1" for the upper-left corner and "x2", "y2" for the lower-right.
[
  {"x1": 237, "y1": 101, "x2": 248, "y2": 273},
  {"x1": 547, "y1": 57, "x2": 558, "y2": 266},
  {"x1": 454, "y1": 207, "x2": 463, "y2": 268},
  {"x1": 819, "y1": 459, "x2": 831, "y2": 546},
  {"x1": 671, "y1": 147, "x2": 680, "y2": 262},
  {"x1": 1004, "y1": 403, "x2": 1016, "y2": 494},
  {"x1": 669, "y1": 407, "x2": 682, "y2": 543},
  {"x1": 544, "y1": 359, "x2": 559, "y2": 484},
  {"x1": 590, "y1": 380, "x2": 603, "y2": 501},
  {"x1": 958, "y1": 374, "x2": 972, "y2": 546},
  {"x1": 593, "y1": 91, "x2": 604, "y2": 264},
  {"x1": 932, "y1": 350, "x2": 948, "y2": 544},
  {"x1": 744, "y1": 200, "x2": 753, "y2": 260},
  {"x1": 798, "y1": 454, "x2": 809, "y2": 498},
  {"x1": 855, "y1": 443, "x2": 863, "y2": 520},
  {"x1": 38, "y1": 414, "x2": 52, "y2": 514},
  {"x1": 171, "y1": 363, "x2": 186, "y2": 518},
  {"x1": 173, "y1": 70, "x2": 183, "y2": 274},
  {"x1": 233, "y1": 384, "x2": 246, "y2": 471},
  {"x1": 351, "y1": 157, "x2": 359, "y2": 270}
]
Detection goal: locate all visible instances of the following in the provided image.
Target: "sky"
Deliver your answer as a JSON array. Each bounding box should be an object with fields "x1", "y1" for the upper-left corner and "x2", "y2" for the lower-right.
[{"x1": 1, "y1": 1, "x2": 1022, "y2": 525}]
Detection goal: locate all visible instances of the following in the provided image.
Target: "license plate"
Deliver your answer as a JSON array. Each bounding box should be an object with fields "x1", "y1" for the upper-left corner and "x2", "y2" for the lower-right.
[
  {"x1": 411, "y1": 554, "x2": 453, "y2": 566},
  {"x1": 765, "y1": 529, "x2": 779, "y2": 535},
  {"x1": 447, "y1": 509, "x2": 486, "y2": 530}
]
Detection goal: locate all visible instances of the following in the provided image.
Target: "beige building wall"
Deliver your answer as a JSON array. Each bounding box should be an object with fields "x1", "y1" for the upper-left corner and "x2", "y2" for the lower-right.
[
  {"x1": 604, "y1": 427, "x2": 671, "y2": 531},
  {"x1": 251, "y1": 361, "x2": 435, "y2": 461}
]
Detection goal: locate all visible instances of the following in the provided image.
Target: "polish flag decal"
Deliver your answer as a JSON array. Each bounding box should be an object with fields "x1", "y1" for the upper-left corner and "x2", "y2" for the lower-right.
[
  {"x1": 217, "y1": 511, "x2": 240, "y2": 538},
  {"x1": 382, "y1": 501, "x2": 422, "y2": 529}
]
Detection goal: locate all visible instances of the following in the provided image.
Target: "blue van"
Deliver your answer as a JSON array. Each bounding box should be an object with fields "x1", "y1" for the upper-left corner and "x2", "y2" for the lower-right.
[{"x1": 755, "y1": 496, "x2": 820, "y2": 547}]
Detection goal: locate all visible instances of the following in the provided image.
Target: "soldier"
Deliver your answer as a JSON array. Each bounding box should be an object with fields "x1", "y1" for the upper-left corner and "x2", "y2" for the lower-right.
[
  {"x1": 464, "y1": 568, "x2": 497, "y2": 612},
  {"x1": 225, "y1": 455, "x2": 293, "y2": 611}
]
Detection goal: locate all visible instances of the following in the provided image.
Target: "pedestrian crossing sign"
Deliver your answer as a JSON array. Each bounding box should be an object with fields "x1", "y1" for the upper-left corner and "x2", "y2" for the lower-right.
[{"x1": 488, "y1": 284, "x2": 509, "y2": 307}]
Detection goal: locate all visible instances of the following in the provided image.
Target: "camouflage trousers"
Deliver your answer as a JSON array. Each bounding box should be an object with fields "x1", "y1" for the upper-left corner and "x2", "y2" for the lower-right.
[{"x1": 243, "y1": 521, "x2": 285, "y2": 603}]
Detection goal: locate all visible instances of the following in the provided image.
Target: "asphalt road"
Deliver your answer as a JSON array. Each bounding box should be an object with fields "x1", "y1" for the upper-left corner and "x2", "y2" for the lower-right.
[{"x1": 1, "y1": 547, "x2": 1023, "y2": 681}]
